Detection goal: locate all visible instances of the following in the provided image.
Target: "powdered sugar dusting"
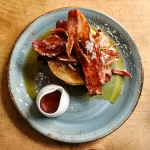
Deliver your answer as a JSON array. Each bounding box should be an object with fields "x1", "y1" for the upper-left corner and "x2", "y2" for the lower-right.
[
  {"x1": 85, "y1": 40, "x2": 94, "y2": 53},
  {"x1": 91, "y1": 52, "x2": 96, "y2": 60},
  {"x1": 100, "y1": 56, "x2": 105, "y2": 63},
  {"x1": 104, "y1": 53, "x2": 109, "y2": 59}
]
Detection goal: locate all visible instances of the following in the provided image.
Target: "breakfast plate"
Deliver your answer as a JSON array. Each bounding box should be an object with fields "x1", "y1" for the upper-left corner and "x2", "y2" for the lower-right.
[{"x1": 8, "y1": 7, "x2": 143, "y2": 143}]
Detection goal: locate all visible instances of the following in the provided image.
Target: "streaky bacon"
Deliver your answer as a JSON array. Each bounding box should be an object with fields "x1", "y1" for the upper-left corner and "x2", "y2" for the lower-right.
[
  {"x1": 76, "y1": 10, "x2": 90, "y2": 46},
  {"x1": 94, "y1": 29, "x2": 110, "y2": 48},
  {"x1": 32, "y1": 35, "x2": 66, "y2": 57},
  {"x1": 104, "y1": 65, "x2": 112, "y2": 84},
  {"x1": 56, "y1": 20, "x2": 68, "y2": 30},
  {"x1": 112, "y1": 69, "x2": 132, "y2": 78},
  {"x1": 66, "y1": 10, "x2": 78, "y2": 56},
  {"x1": 74, "y1": 42, "x2": 102, "y2": 95},
  {"x1": 94, "y1": 30, "x2": 119, "y2": 84},
  {"x1": 68, "y1": 10, "x2": 103, "y2": 95},
  {"x1": 32, "y1": 9, "x2": 132, "y2": 96},
  {"x1": 101, "y1": 48, "x2": 119, "y2": 65},
  {"x1": 52, "y1": 28, "x2": 67, "y2": 37},
  {"x1": 94, "y1": 41, "x2": 107, "y2": 85}
]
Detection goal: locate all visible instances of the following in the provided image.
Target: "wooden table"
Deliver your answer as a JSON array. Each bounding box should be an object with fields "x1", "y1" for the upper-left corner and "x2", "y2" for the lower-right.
[{"x1": 0, "y1": 0, "x2": 149, "y2": 149}]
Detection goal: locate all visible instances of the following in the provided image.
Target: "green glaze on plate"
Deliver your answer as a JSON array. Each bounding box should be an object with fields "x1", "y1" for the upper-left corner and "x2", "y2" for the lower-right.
[
  {"x1": 23, "y1": 29, "x2": 124, "y2": 103},
  {"x1": 23, "y1": 49, "x2": 38, "y2": 100}
]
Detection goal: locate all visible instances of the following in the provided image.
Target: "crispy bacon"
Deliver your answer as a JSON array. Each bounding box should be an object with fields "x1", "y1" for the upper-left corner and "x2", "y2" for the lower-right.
[
  {"x1": 95, "y1": 29, "x2": 110, "y2": 48},
  {"x1": 76, "y1": 10, "x2": 90, "y2": 46},
  {"x1": 93, "y1": 30, "x2": 119, "y2": 84},
  {"x1": 32, "y1": 9, "x2": 132, "y2": 96},
  {"x1": 101, "y1": 48, "x2": 119, "y2": 65},
  {"x1": 66, "y1": 10, "x2": 78, "y2": 57},
  {"x1": 32, "y1": 35, "x2": 66, "y2": 57},
  {"x1": 104, "y1": 65, "x2": 112, "y2": 84},
  {"x1": 52, "y1": 28, "x2": 67, "y2": 37},
  {"x1": 68, "y1": 10, "x2": 103, "y2": 95},
  {"x1": 56, "y1": 20, "x2": 68, "y2": 30},
  {"x1": 112, "y1": 69, "x2": 132, "y2": 78},
  {"x1": 74, "y1": 42, "x2": 102, "y2": 95},
  {"x1": 66, "y1": 9, "x2": 118, "y2": 95}
]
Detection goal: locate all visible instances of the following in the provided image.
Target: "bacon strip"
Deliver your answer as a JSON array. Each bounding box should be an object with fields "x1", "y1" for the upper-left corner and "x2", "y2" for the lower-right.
[
  {"x1": 101, "y1": 48, "x2": 119, "y2": 65},
  {"x1": 93, "y1": 30, "x2": 119, "y2": 84},
  {"x1": 52, "y1": 28, "x2": 67, "y2": 37},
  {"x1": 104, "y1": 65, "x2": 112, "y2": 84},
  {"x1": 76, "y1": 10, "x2": 90, "y2": 46},
  {"x1": 74, "y1": 42, "x2": 102, "y2": 95},
  {"x1": 32, "y1": 35, "x2": 66, "y2": 57},
  {"x1": 67, "y1": 10, "x2": 103, "y2": 95},
  {"x1": 66, "y1": 10, "x2": 78, "y2": 57},
  {"x1": 56, "y1": 20, "x2": 68, "y2": 30},
  {"x1": 32, "y1": 9, "x2": 132, "y2": 96},
  {"x1": 112, "y1": 69, "x2": 132, "y2": 78}
]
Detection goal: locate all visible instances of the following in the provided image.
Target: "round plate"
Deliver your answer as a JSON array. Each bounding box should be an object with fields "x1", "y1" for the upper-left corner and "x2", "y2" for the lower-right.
[{"x1": 8, "y1": 7, "x2": 143, "y2": 143}]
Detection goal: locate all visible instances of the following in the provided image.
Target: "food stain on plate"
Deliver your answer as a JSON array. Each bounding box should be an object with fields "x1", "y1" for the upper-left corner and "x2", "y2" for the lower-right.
[{"x1": 23, "y1": 29, "x2": 124, "y2": 103}]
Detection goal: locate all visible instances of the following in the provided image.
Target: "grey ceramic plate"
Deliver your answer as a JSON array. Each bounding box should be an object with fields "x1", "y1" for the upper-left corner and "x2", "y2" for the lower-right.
[{"x1": 8, "y1": 7, "x2": 143, "y2": 143}]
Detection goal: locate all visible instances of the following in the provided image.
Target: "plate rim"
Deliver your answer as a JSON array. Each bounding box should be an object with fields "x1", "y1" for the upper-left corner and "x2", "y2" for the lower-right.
[{"x1": 8, "y1": 6, "x2": 144, "y2": 143}]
